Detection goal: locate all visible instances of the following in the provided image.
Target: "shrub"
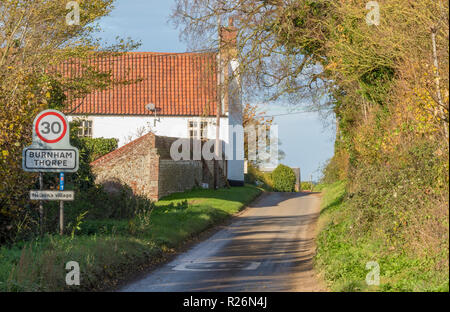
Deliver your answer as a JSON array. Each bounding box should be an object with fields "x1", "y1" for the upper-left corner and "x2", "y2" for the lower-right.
[
  {"x1": 69, "y1": 123, "x2": 118, "y2": 191},
  {"x1": 301, "y1": 181, "x2": 314, "y2": 191},
  {"x1": 244, "y1": 164, "x2": 258, "y2": 184},
  {"x1": 78, "y1": 137, "x2": 118, "y2": 163},
  {"x1": 245, "y1": 163, "x2": 273, "y2": 190},
  {"x1": 321, "y1": 148, "x2": 349, "y2": 184},
  {"x1": 43, "y1": 182, "x2": 156, "y2": 235},
  {"x1": 271, "y1": 164, "x2": 296, "y2": 192}
]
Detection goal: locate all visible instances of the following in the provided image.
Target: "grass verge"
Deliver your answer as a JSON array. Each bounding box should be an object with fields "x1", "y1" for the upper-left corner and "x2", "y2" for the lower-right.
[
  {"x1": 315, "y1": 181, "x2": 449, "y2": 292},
  {"x1": 0, "y1": 185, "x2": 262, "y2": 291}
]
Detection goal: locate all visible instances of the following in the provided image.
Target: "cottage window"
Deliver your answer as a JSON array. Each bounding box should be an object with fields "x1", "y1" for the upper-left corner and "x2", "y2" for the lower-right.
[
  {"x1": 77, "y1": 119, "x2": 93, "y2": 138},
  {"x1": 188, "y1": 120, "x2": 208, "y2": 140}
]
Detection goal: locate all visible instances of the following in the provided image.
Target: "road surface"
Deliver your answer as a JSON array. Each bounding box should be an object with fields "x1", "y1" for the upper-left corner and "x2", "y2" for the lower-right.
[{"x1": 119, "y1": 192, "x2": 325, "y2": 292}]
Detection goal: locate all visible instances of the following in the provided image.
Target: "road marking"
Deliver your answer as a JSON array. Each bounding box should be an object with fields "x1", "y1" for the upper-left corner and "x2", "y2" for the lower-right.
[{"x1": 172, "y1": 261, "x2": 261, "y2": 272}]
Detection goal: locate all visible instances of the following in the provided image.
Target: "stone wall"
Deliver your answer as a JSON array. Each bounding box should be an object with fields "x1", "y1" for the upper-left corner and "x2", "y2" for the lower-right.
[
  {"x1": 91, "y1": 132, "x2": 160, "y2": 200},
  {"x1": 202, "y1": 159, "x2": 227, "y2": 189},
  {"x1": 91, "y1": 133, "x2": 228, "y2": 201},
  {"x1": 158, "y1": 160, "x2": 202, "y2": 198},
  {"x1": 158, "y1": 158, "x2": 227, "y2": 198}
]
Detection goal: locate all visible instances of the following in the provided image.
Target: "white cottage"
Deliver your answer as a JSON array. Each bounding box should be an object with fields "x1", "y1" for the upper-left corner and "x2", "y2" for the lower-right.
[{"x1": 65, "y1": 21, "x2": 244, "y2": 186}]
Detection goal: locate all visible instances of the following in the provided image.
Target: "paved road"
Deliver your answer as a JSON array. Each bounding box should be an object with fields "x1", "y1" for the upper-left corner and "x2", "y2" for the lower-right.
[{"x1": 120, "y1": 192, "x2": 324, "y2": 292}]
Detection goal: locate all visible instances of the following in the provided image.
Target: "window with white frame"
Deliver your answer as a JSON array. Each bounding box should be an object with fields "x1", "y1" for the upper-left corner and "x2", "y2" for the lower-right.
[
  {"x1": 188, "y1": 119, "x2": 208, "y2": 140},
  {"x1": 77, "y1": 119, "x2": 93, "y2": 138}
]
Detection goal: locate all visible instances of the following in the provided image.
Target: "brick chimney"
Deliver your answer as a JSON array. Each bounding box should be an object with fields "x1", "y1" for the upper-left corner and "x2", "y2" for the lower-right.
[
  {"x1": 219, "y1": 17, "x2": 238, "y2": 61},
  {"x1": 219, "y1": 17, "x2": 238, "y2": 114}
]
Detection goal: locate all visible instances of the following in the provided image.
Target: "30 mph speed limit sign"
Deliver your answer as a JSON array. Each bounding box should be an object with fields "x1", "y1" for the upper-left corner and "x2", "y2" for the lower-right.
[
  {"x1": 35, "y1": 111, "x2": 68, "y2": 144},
  {"x1": 23, "y1": 109, "x2": 79, "y2": 173}
]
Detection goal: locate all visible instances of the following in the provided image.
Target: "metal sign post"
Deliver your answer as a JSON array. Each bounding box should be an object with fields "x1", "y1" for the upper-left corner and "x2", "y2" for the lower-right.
[
  {"x1": 59, "y1": 172, "x2": 64, "y2": 235},
  {"x1": 23, "y1": 110, "x2": 78, "y2": 236},
  {"x1": 39, "y1": 172, "x2": 44, "y2": 236}
]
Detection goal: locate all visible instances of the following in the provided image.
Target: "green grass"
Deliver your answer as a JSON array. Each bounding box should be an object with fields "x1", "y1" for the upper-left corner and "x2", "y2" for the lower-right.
[
  {"x1": 315, "y1": 181, "x2": 449, "y2": 292},
  {"x1": 0, "y1": 185, "x2": 262, "y2": 291},
  {"x1": 0, "y1": 234, "x2": 161, "y2": 291},
  {"x1": 150, "y1": 186, "x2": 262, "y2": 246}
]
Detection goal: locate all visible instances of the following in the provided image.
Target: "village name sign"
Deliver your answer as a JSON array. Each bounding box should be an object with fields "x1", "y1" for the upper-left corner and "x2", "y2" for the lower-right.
[
  {"x1": 23, "y1": 109, "x2": 79, "y2": 203},
  {"x1": 23, "y1": 109, "x2": 79, "y2": 173}
]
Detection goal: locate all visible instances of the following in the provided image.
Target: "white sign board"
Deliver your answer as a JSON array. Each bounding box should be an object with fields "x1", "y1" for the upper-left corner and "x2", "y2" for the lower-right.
[
  {"x1": 30, "y1": 190, "x2": 75, "y2": 201},
  {"x1": 24, "y1": 149, "x2": 78, "y2": 171},
  {"x1": 23, "y1": 110, "x2": 79, "y2": 172}
]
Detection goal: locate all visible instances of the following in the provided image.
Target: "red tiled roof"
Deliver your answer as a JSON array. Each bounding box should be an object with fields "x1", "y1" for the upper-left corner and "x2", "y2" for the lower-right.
[{"x1": 63, "y1": 52, "x2": 218, "y2": 116}]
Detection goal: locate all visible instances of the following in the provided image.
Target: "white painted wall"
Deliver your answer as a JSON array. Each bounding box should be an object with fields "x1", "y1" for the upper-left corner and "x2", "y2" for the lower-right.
[
  {"x1": 68, "y1": 115, "x2": 229, "y2": 148},
  {"x1": 226, "y1": 60, "x2": 244, "y2": 184}
]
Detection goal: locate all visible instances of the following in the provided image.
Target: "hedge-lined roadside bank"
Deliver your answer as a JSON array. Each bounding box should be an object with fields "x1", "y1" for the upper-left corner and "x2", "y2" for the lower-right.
[
  {"x1": 0, "y1": 185, "x2": 262, "y2": 291},
  {"x1": 315, "y1": 182, "x2": 449, "y2": 292}
]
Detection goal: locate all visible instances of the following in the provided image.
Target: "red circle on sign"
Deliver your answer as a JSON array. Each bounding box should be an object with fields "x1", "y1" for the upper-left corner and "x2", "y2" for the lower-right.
[{"x1": 35, "y1": 112, "x2": 67, "y2": 143}]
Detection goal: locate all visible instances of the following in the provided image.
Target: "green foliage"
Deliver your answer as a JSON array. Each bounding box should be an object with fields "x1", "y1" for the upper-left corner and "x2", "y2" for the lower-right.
[
  {"x1": 321, "y1": 144, "x2": 350, "y2": 184},
  {"x1": 358, "y1": 65, "x2": 395, "y2": 106},
  {"x1": 302, "y1": 0, "x2": 450, "y2": 291},
  {"x1": 273, "y1": 0, "x2": 331, "y2": 58},
  {"x1": 128, "y1": 207, "x2": 153, "y2": 236},
  {"x1": 1, "y1": 234, "x2": 160, "y2": 292},
  {"x1": 78, "y1": 137, "x2": 118, "y2": 163},
  {"x1": 68, "y1": 211, "x2": 89, "y2": 239},
  {"x1": 68, "y1": 122, "x2": 118, "y2": 191},
  {"x1": 244, "y1": 163, "x2": 273, "y2": 190},
  {"x1": 316, "y1": 182, "x2": 449, "y2": 292},
  {"x1": 301, "y1": 181, "x2": 314, "y2": 191},
  {"x1": 348, "y1": 138, "x2": 448, "y2": 249},
  {"x1": 271, "y1": 164, "x2": 296, "y2": 192},
  {"x1": 77, "y1": 219, "x2": 129, "y2": 236},
  {"x1": 40, "y1": 182, "x2": 157, "y2": 238}
]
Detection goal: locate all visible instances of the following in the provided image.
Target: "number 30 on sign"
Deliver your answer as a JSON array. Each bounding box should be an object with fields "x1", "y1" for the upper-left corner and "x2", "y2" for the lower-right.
[{"x1": 35, "y1": 111, "x2": 68, "y2": 144}]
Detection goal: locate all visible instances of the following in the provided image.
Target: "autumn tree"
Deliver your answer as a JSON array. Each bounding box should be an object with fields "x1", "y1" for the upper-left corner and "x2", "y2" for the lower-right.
[
  {"x1": 171, "y1": 0, "x2": 448, "y2": 172},
  {"x1": 0, "y1": 0, "x2": 138, "y2": 241},
  {"x1": 171, "y1": 0, "x2": 329, "y2": 105},
  {"x1": 171, "y1": 0, "x2": 449, "y2": 263}
]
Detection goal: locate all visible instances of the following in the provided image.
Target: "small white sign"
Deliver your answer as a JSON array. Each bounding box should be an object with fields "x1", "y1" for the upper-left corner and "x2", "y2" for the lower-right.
[{"x1": 30, "y1": 190, "x2": 74, "y2": 201}]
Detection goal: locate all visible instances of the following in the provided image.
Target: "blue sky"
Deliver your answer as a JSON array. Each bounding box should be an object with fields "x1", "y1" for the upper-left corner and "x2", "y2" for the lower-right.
[{"x1": 97, "y1": 0, "x2": 335, "y2": 182}]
